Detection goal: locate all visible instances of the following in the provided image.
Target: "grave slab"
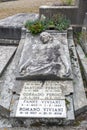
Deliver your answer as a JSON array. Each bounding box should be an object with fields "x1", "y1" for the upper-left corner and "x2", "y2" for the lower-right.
[
  {"x1": 16, "y1": 31, "x2": 73, "y2": 80},
  {"x1": 0, "y1": 38, "x2": 26, "y2": 117},
  {"x1": 0, "y1": 46, "x2": 16, "y2": 76},
  {"x1": 11, "y1": 81, "x2": 74, "y2": 119},
  {"x1": 10, "y1": 30, "x2": 74, "y2": 121},
  {"x1": 11, "y1": 93, "x2": 74, "y2": 121},
  {"x1": 16, "y1": 81, "x2": 66, "y2": 118}
]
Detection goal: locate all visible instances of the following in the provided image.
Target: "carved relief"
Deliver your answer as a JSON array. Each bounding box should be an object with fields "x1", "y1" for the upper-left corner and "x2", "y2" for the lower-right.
[{"x1": 17, "y1": 32, "x2": 72, "y2": 80}]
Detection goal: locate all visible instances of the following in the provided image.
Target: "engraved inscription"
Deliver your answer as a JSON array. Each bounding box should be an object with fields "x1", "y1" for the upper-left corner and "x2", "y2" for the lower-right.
[
  {"x1": 16, "y1": 81, "x2": 66, "y2": 118},
  {"x1": 16, "y1": 100, "x2": 66, "y2": 118},
  {"x1": 20, "y1": 81, "x2": 64, "y2": 100}
]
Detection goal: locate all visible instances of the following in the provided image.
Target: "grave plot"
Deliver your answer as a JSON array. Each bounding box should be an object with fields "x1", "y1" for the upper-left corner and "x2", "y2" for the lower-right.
[
  {"x1": 9, "y1": 28, "x2": 87, "y2": 127},
  {"x1": 0, "y1": 13, "x2": 86, "y2": 128},
  {"x1": 9, "y1": 30, "x2": 75, "y2": 124}
]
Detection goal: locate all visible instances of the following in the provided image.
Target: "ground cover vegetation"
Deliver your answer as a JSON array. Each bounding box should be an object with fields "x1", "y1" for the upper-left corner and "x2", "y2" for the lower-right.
[{"x1": 25, "y1": 14, "x2": 70, "y2": 34}]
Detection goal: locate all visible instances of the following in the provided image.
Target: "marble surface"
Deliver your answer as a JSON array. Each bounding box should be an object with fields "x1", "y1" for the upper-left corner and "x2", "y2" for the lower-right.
[
  {"x1": 17, "y1": 32, "x2": 72, "y2": 80},
  {"x1": 0, "y1": 46, "x2": 16, "y2": 76}
]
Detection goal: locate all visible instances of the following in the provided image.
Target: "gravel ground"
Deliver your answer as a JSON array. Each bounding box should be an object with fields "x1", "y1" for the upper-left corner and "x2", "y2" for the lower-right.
[{"x1": 0, "y1": 0, "x2": 61, "y2": 19}]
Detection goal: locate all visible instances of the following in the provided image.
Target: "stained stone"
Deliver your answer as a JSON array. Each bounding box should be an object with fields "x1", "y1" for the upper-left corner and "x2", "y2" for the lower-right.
[
  {"x1": 83, "y1": 12, "x2": 87, "y2": 26},
  {"x1": 0, "y1": 13, "x2": 39, "y2": 27},
  {"x1": 0, "y1": 115, "x2": 12, "y2": 128},
  {"x1": 80, "y1": 27, "x2": 87, "y2": 55},
  {"x1": 10, "y1": 80, "x2": 74, "y2": 118},
  {"x1": 68, "y1": 28, "x2": 87, "y2": 113},
  {"x1": 16, "y1": 81, "x2": 66, "y2": 118},
  {"x1": 19, "y1": 81, "x2": 65, "y2": 100},
  {"x1": 15, "y1": 81, "x2": 74, "y2": 118},
  {"x1": 0, "y1": 46, "x2": 16, "y2": 76},
  {"x1": 0, "y1": 39, "x2": 19, "y2": 45},
  {"x1": 16, "y1": 31, "x2": 72, "y2": 80},
  {"x1": 9, "y1": 30, "x2": 74, "y2": 120},
  {"x1": 76, "y1": 44, "x2": 87, "y2": 81}
]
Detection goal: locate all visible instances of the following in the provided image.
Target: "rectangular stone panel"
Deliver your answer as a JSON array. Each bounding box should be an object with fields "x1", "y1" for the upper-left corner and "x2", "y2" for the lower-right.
[
  {"x1": 16, "y1": 99, "x2": 66, "y2": 118},
  {"x1": 0, "y1": 26, "x2": 21, "y2": 40},
  {"x1": 0, "y1": 46, "x2": 16, "y2": 76},
  {"x1": 16, "y1": 32, "x2": 73, "y2": 80},
  {"x1": 16, "y1": 81, "x2": 66, "y2": 118}
]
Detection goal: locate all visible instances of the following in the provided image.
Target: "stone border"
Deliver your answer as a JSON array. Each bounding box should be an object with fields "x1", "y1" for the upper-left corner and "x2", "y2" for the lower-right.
[
  {"x1": 67, "y1": 27, "x2": 87, "y2": 115},
  {"x1": 76, "y1": 44, "x2": 87, "y2": 82},
  {"x1": 0, "y1": 26, "x2": 21, "y2": 40},
  {"x1": 39, "y1": 6, "x2": 78, "y2": 24},
  {"x1": 39, "y1": 0, "x2": 87, "y2": 25}
]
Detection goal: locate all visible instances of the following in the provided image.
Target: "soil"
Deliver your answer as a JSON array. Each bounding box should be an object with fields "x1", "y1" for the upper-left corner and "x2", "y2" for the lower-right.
[{"x1": 0, "y1": 0, "x2": 61, "y2": 19}]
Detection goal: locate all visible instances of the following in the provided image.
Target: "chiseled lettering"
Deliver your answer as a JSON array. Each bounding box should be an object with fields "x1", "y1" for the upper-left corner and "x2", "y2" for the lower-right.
[{"x1": 19, "y1": 107, "x2": 40, "y2": 111}]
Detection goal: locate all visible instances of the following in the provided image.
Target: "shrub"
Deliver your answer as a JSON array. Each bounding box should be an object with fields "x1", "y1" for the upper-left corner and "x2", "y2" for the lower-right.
[
  {"x1": 61, "y1": 0, "x2": 73, "y2": 6},
  {"x1": 52, "y1": 14, "x2": 70, "y2": 31},
  {"x1": 25, "y1": 20, "x2": 45, "y2": 34},
  {"x1": 56, "y1": 18, "x2": 70, "y2": 31},
  {"x1": 25, "y1": 14, "x2": 70, "y2": 34}
]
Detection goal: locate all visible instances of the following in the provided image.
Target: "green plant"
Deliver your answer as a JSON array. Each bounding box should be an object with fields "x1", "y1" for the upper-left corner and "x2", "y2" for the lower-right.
[
  {"x1": 52, "y1": 14, "x2": 70, "y2": 31},
  {"x1": 25, "y1": 20, "x2": 45, "y2": 34},
  {"x1": 66, "y1": 0, "x2": 73, "y2": 5},
  {"x1": 61, "y1": 0, "x2": 73, "y2": 5},
  {"x1": 25, "y1": 14, "x2": 70, "y2": 34},
  {"x1": 74, "y1": 31, "x2": 82, "y2": 44},
  {"x1": 44, "y1": 19, "x2": 55, "y2": 29},
  {"x1": 85, "y1": 54, "x2": 87, "y2": 58}
]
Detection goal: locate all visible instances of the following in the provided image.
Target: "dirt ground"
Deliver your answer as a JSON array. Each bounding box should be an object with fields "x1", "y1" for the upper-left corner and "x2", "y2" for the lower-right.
[{"x1": 0, "y1": 0, "x2": 62, "y2": 19}]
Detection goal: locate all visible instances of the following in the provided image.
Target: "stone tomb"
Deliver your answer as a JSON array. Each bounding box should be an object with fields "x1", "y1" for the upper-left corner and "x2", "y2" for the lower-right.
[{"x1": 15, "y1": 31, "x2": 74, "y2": 119}]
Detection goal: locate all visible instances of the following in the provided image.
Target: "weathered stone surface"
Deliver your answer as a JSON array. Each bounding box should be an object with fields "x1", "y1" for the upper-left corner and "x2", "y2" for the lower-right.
[
  {"x1": 0, "y1": 38, "x2": 25, "y2": 117},
  {"x1": 65, "y1": 95, "x2": 74, "y2": 120},
  {"x1": 0, "y1": 13, "x2": 39, "y2": 28},
  {"x1": 40, "y1": 32, "x2": 53, "y2": 44},
  {"x1": 0, "y1": 54, "x2": 16, "y2": 116},
  {"x1": 0, "y1": 116, "x2": 12, "y2": 128},
  {"x1": 11, "y1": 80, "x2": 74, "y2": 119},
  {"x1": 17, "y1": 31, "x2": 72, "y2": 80},
  {"x1": 16, "y1": 100, "x2": 66, "y2": 118},
  {"x1": 0, "y1": 26, "x2": 21, "y2": 40},
  {"x1": 0, "y1": 13, "x2": 38, "y2": 45},
  {"x1": 76, "y1": 44, "x2": 87, "y2": 81},
  {"x1": 16, "y1": 81, "x2": 67, "y2": 118},
  {"x1": 0, "y1": 125, "x2": 87, "y2": 130},
  {"x1": 0, "y1": 46, "x2": 16, "y2": 76},
  {"x1": 68, "y1": 28, "x2": 87, "y2": 113},
  {"x1": 83, "y1": 12, "x2": 87, "y2": 26},
  {"x1": 80, "y1": 27, "x2": 87, "y2": 55},
  {"x1": 0, "y1": 39, "x2": 19, "y2": 45},
  {"x1": 10, "y1": 30, "x2": 74, "y2": 120},
  {"x1": 39, "y1": 5, "x2": 78, "y2": 24}
]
